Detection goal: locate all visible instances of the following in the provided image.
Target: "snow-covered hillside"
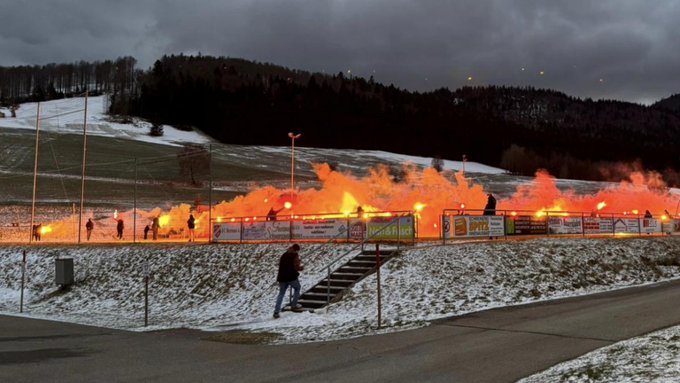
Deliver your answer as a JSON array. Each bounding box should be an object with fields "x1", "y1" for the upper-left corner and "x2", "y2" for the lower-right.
[
  {"x1": 0, "y1": 96, "x2": 505, "y2": 174},
  {"x1": 0, "y1": 96, "x2": 211, "y2": 147}
]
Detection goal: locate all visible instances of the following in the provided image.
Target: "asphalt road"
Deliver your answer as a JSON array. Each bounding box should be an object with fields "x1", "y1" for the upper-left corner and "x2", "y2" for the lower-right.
[{"x1": 2, "y1": 279, "x2": 680, "y2": 383}]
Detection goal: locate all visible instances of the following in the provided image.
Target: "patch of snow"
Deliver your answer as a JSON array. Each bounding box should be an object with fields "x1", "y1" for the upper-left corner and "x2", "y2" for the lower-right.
[{"x1": 519, "y1": 324, "x2": 680, "y2": 382}]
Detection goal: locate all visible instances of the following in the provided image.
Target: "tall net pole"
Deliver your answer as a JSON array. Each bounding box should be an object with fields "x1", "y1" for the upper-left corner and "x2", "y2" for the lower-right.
[
  {"x1": 77, "y1": 91, "x2": 89, "y2": 243},
  {"x1": 29, "y1": 102, "x2": 41, "y2": 243}
]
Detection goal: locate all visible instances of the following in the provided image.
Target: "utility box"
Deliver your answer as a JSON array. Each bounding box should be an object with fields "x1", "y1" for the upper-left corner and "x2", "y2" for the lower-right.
[{"x1": 55, "y1": 258, "x2": 74, "y2": 286}]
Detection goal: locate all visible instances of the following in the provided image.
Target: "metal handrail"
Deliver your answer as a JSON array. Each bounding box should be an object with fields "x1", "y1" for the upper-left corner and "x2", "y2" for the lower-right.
[{"x1": 320, "y1": 213, "x2": 413, "y2": 307}]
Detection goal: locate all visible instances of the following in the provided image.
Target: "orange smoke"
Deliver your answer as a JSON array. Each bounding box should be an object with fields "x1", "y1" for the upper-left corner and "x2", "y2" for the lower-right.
[{"x1": 39, "y1": 165, "x2": 678, "y2": 240}]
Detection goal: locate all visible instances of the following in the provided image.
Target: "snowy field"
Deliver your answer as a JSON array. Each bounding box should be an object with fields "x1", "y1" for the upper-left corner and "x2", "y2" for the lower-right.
[{"x1": 1, "y1": 237, "x2": 679, "y2": 347}]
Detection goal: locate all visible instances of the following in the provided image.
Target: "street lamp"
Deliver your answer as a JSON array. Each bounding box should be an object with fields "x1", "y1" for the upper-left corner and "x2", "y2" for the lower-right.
[
  {"x1": 288, "y1": 132, "x2": 301, "y2": 199},
  {"x1": 462, "y1": 154, "x2": 467, "y2": 175}
]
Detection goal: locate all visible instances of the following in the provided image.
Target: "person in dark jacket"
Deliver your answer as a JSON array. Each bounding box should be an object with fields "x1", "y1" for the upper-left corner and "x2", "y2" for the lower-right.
[
  {"x1": 116, "y1": 218, "x2": 124, "y2": 240},
  {"x1": 187, "y1": 214, "x2": 196, "y2": 242},
  {"x1": 483, "y1": 193, "x2": 497, "y2": 216},
  {"x1": 143, "y1": 224, "x2": 150, "y2": 240},
  {"x1": 85, "y1": 218, "x2": 94, "y2": 241},
  {"x1": 273, "y1": 244, "x2": 304, "y2": 318},
  {"x1": 32, "y1": 224, "x2": 41, "y2": 241}
]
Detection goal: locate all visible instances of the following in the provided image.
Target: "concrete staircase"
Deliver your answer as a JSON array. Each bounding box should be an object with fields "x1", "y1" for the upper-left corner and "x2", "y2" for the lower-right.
[{"x1": 290, "y1": 248, "x2": 397, "y2": 311}]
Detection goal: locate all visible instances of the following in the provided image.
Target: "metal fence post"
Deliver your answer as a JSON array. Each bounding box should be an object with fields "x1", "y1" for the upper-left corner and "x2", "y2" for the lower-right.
[
  {"x1": 20, "y1": 250, "x2": 26, "y2": 313},
  {"x1": 376, "y1": 243, "x2": 382, "y2": 329}
]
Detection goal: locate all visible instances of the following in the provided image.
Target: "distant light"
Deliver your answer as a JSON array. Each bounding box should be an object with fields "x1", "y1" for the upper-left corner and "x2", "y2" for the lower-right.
[
  {"x1": 284, "y1": 202, "x2": 292, "y2": 209},
  {"x1": 521, "y1": 67, "x2": 526, "y2": 71},
  {"x1": 467, "y1": 76, "x2": 473, "y2": 81},
  {"x1": 599, "y1": 78, "x2": 604, "y2": 83},
  {"x1": 539, "y1": 71, "x2": 545, "y2": 75}
]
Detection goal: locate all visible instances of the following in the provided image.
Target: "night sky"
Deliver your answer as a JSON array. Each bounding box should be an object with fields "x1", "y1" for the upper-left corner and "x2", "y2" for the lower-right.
[{"x1": 1, "y1": 0, "x2": 679, "y2": 104}]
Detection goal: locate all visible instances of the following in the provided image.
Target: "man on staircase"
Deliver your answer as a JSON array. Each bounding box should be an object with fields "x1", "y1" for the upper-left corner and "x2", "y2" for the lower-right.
[{"x1": 273, "y1": 244, "x2": 304, "y2": 318}]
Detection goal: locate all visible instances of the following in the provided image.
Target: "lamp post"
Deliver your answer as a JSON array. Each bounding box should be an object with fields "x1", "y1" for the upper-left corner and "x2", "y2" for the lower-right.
[
  {"x1": 288, "y1": 132, "x2": 301, "y2": 199},
  {"x1": 462, "y1": 154, "x2": 467, "y2": 176}
]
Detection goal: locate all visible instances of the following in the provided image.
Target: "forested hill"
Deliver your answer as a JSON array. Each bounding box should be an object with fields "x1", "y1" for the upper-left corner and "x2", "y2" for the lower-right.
[{"x1": 3, "y1": 55, "x2": 680, "y2": 185}]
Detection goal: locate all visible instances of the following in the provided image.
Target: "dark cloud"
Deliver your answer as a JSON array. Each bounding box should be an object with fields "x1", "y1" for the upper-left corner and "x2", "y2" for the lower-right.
[{"x1": 1, "y1": 0, "x2": 678, "y2": 103}]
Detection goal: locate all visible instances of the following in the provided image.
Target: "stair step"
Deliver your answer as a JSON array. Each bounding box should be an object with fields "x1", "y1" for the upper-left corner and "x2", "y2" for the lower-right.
[
  {"x1": 347, "y1": 260, "x2": 377, "y2": 267},
  {"x1": 361, "y1": 250, "x2": 395, "y2": 256},
  {"x1": 309, "y1": 285, "x2": 345, "y2": 293},
  {"x1": 337, "y1": 266, "x2": 372, "y2": 274},
  {"x1": 354, "y1": 255, "x2": 388, "y2": 262},
  {"x1": 320, "y1": 279, "x2": 354, "y2": 287},
  {"x1": 301, "y1": 292, "x2": 338, "y2": 300},
  {"x1": 330, "y1": 272, "x2": 365, "y2": 280},
  {"x1": 297, "y1": 299, "x2": 328, "y2": 308}
]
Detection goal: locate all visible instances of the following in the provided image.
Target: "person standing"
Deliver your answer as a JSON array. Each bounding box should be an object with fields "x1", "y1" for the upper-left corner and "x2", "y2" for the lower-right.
[
  {"x1": 32, "y1": 224, "x2": 41, "y2": 241},
  {"x1": 483, "y1": 193, "x2": 497, "y2": 216},
  {"x1": 116, "y1": 218, "x2": 124, "y2": 240},
  {"x1": 187, "y1": 214, "x2": 196, "y2": 242},
  {"x1": 152, "y1": 217, "x2": 159, "y2": 240},
  {"x1": 273, "y1": 244, "x2": 304, "y2": 318},
  {"x1": 85, "y1": 218, "x2": 94, "y2": 241},
  {"x1": 143, "y1": 224, "x2": 150, "y2": 240}
]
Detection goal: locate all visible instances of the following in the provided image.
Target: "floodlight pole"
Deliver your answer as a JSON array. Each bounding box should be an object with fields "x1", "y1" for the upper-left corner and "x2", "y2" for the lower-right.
[
  {"x1": 29, "y1": 102, "x2": 41, "y2": 244},
  {"x1": 133, "y1": 157, "x2": 137, "y2": 244},
  {"x1": 77, "y1": 91, "x2": 89, "y2": 244},
  {"x1": 208, "y1": 143, "x2": 212, "y2": 243},
  {"x1": 288, "y1": 132, "x2": 301, "y2": 199},
  {"x1": 462, "y1": 154, "x2": 467, "y2": 176}
]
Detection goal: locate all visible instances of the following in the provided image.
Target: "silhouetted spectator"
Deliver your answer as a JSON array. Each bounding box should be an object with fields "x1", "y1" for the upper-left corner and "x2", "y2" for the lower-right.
[
  {"x1": 85, "y1": 218, "x2": 94, "y2": 241},
  {"x1": 116, "y1": 219, "x2": 124, "y2": 240},
  {"x1": 483, "y1": 194, "x2": 497, "y2": 216},
  {"x1": 187, "y1": 214, "x2": 196, "y2": 242},
  {"x1": 32, "y1": 224, "x2": 41, "y2": 241},
  {"x1": 266, "y1": 207, "x2": 282, "y2": 221},
  {"x1": 144, "y1": 224, "x2": 150, "y2": 240},
  {"x1": 644, "y1": 210, "x2": 653, "y2": 218}
]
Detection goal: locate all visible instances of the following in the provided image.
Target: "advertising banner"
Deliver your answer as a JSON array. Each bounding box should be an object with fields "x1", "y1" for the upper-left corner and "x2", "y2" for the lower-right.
[
  {"x1": 548, "y1": 217, "x2": 583, "y2": 234},
  {"x1": 452, "y1": 216, "x2": 504, "y2": 238},
  {"x1": 241, "y1": 221, "x2": 290, "y2": 240},
  {"x1": 613, "y1": 218, "x2": 641, "y2": 234},
  {"x1": 506, "y1": 215, "x2": 547, "y2": 235},
  {"x1": 639, "y1": 218, "x2": 661, "y2": 234},
  {"x1": 348, "y1": 219, "x2": 366, "y2": 240},
  {"x1": 366, "y1": 216, "x2": 414, "y2": 241},
  {"x1": 292, "y1": 219, "x2": 347, "y2": 240},
  {"x1": 583, "y1": 217, "x2": 613, "y2": 234},
  {"x1": 213, "y1": 222, "x2": 241, "y2": 241}
]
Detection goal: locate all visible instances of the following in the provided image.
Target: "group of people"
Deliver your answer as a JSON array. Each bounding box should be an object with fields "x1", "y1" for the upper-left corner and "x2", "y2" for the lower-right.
[{"x1": 77, "y1": 213, "x2": 197, "y2": 242}]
